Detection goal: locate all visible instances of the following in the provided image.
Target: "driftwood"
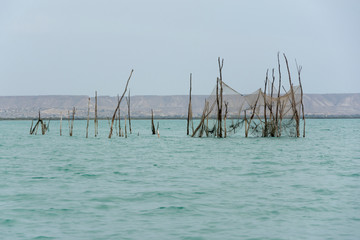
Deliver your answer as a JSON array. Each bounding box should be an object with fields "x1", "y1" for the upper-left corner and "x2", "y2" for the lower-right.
[{"x1": 109, "y1": 69, "x2": 133, "y2": 139}]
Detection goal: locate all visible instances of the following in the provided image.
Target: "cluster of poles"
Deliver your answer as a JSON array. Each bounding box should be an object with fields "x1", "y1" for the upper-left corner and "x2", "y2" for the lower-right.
[
  {"x1": 30, "y1": 53, "x2": 306, "y2": 139},
  {"x1": 30, "y1": 70, "x2": 135, "y2": 138},
  {"x1": 187, "y1": 53, "x2": 305, "y2": 138}
]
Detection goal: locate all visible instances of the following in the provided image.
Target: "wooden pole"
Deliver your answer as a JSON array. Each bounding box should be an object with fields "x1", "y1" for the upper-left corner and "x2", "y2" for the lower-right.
[
  {"x1": 217, "y1": 57, "x2": 224, "y2": 138},
  {"x1": 246, "y1": 92, "x2": 260, "y2": 137},
  {"x1": 60, "y1": 112, "x2": 62, "y2": 136},
  {"x1": 70, "y1": 107, "x2": 75, "y2": 137},
  {"x1": 68, "y1": 110, "x2": 71, "y2": 136},
  {"x1": 283, "y1": 54, "x2": 300, "y2": 137},
  {"x1": 270, "y1": 69, "x2": 275, "y2": 136},
  {"x1": 296, "y1": 60, "x2": 306, "y2": 137},
  {"x1": 86, "y1": 97, "x2": 90, "y2": 138},
  {"x1": 95, "y1": 91, "x2": 98, "y2": 137},
  {"x1": 244, "y1": 110, "x2": 248, "y2": 137},
  {"x1": 191, "y1": 101, "x2": 211, "y2": 137},
  {"x1": 117, "y1": 95, "x2": 121, "y2": 137},
  {"x1": 125, "y1": 116, "x2": 127, "y2": 138},
  {"x1": 127, "y1": 89, "x2": 132, "y2": 134},
  {"x1": 275, "y1": 52, "x2": 282, "y2": 137},
  {"x1": 187, "y1": 73, "x2": 192, "y2": 135},
  {"x1": 224, "y1": 102, "x2": 228, "y2": 138},
  {"x1": 30, "y1": 120, "x2": 33, "y2": 134},
  {"x1": 263, "y1": 69, "x2": 268, "y2": 137},
  {"x1": 109, "y1": 69, "x2": 133, "y2": 138},
  {"x1": 151, "y1": 109, "x2": 155, "y2": 135}
]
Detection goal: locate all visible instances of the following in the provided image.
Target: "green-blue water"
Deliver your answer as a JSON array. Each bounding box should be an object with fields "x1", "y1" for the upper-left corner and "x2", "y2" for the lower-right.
[{"x1": 1, "y1": 119, "x2": 359, "y2": 239}]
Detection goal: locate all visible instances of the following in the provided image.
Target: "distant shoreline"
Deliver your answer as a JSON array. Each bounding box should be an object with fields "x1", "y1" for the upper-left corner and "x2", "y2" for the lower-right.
[{"x1": 2, "y1": 115, "x2": 360, "y2": 121}]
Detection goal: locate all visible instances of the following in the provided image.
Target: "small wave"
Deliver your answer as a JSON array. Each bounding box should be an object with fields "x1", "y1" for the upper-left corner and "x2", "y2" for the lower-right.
[
  {"x1": 158, "y1": 206, "x2": 186, "y2": 210},
  {"x1": 1, "y1": 218, "x2": 16, "y2": 226},
  {"x1": 32, "y1": 236, "x2": 55, "y2": 240},
  {"x1": 81, "y1": 173, "x2": 100, "y2": 178}
]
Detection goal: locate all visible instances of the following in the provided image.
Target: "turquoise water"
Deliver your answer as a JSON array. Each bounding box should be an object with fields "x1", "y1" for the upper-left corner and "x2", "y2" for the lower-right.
[{"x1": 0, "y1": 119, "x2": 359, "y2": 239}]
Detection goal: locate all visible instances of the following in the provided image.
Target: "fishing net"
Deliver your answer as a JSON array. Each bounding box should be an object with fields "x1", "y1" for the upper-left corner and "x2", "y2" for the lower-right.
[{"x1": 191, "y1": 80, "x2": 303, "y2": 138}]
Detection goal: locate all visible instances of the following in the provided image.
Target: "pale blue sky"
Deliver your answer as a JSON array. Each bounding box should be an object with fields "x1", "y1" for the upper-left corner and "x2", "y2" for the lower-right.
[{"x1": 0, "y1": 0, "x2": 359, "y2": 96}]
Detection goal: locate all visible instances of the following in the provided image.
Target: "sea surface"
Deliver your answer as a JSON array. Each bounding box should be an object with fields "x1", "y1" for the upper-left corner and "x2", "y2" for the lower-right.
[{"x1": 0, "y1": 119, "x2": 359, "y2": 239}]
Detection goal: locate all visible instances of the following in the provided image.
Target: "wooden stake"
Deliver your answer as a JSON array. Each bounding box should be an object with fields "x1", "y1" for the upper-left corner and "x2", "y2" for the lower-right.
[
  {"x1": 95, "y1": 91, "x2": 98, "y2": 137},
  {"x1": 70, "y1": 107, "x2": 75, "y2": 136},
  {"x1": 263, "y1": 69, "x2": 268, "y2": 137},
  {"x1": 187, "y1": 73, "x2": 192, "y2": 136},
  {"x1": 125, "y1": 116, "x2": 127, "y2": 138},
  {"x1": 246, "y1": 92, "x2": 260, "y2": 137},
  {"x1": 30, "y1": 120, "x2": 33, "y2": 134},
  {"x1": 151, "y1": 109, "x2": 155, "y2": 135},
  {"x1": 224, "y1": 102, "x2": 228, "y2": 138},
  {"x1": 127, "y1": 89, "x2": 132, "y2": 134},
  {"x1": 217, "y1": 57, "x2": 224, "y2": 138},
  {"x1": 296, "y1": 60, "x2": 305, "y2": 137},
  {"x1": 86, "y1": 97, "x2": 90, "y2": 138},
  {"x1": 283, "y1": 53, "x2": 300, "y2": 137},
  {"x1": 275, "y1": 52, "x2": 282, "y2": 137},
  {"x1": 244, "y1": 110, "x2": 248, "y2": 137},
  {"x1": 68, "y1": 110, "x2": 71, "y2": 136},
  {"x1": 117, "y1": 95, "x2": 121, "y2": 137},
  {"x1": 60, "y1": 112, "x2": 62, "y2": 136}
]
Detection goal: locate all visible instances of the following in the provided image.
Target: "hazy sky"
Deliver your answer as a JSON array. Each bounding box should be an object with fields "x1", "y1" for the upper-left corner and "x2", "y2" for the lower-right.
[{"x1": 0, "y1": 0, "x2": 359, "y2": 96}]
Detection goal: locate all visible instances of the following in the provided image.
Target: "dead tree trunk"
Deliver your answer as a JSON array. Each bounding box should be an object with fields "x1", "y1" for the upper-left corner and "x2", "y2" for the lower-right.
[{"x1": 109, "y1": 69, "x2": 133, "y2": 139}]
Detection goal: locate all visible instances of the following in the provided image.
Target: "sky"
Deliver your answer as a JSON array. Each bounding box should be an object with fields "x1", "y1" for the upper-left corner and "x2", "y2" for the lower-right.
[{"x1": 0, "y1": 0, "x2": 359, "y2": 96}]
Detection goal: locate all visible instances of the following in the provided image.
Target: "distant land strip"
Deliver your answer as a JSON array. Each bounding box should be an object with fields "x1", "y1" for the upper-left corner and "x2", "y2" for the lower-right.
[{"x1": 1, "y1": 93, "x2": 360, "y2": 119}]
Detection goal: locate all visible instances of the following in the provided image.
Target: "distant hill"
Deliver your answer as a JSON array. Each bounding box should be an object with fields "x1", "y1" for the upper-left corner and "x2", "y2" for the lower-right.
[{"x1": 1, "y1": 93, "x2": 360, "y2": 119}]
